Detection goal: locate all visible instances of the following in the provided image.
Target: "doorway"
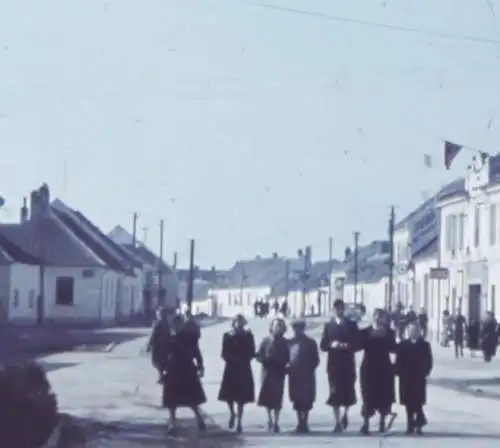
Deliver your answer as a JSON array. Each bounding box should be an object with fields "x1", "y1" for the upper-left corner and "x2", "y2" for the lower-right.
[{"x1": 468, "y1": 284, "x2": 481, "y2": 322}]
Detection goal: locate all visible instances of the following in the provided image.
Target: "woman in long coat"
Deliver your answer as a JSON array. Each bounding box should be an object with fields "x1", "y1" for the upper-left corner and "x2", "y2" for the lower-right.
[
  {"x1": 480, "y1": 312, "x2": 498, "y2": 362},
  {"x1": 218, "y1": 314, "x2": 256, "y2": 433},
  {"x1": 288, "y1": 319, "x2": 320, "y2": 433},
  {"x1": 320, "y1": 299, "x2": 360, "y2": 432},
  {"x1": 162, "y1": 315, "x2": 207, "y2": 435},
  {"x1": 256, "y1": 317, "x2": 289, "y2": 433},
  {"x1": 359, "y1": 309, "x2": 396, "y2": 434},
  {"x1": 395, "y1": 322, "x2": 433, "y2": 434}
]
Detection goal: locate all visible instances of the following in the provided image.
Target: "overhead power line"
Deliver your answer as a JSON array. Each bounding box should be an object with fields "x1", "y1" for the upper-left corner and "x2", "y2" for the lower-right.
[{"x1": 246, "y1": 1, "x2": 500, "y2": 45}]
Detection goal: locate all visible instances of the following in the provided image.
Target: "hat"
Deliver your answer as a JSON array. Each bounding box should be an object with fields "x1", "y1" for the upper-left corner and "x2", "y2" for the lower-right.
[
  {"x1": 291, "y1": 318, "x2": 306, "y2": 328},
  {"x1": 333, "y1": 299, "x2": 345, "y2": 308}
]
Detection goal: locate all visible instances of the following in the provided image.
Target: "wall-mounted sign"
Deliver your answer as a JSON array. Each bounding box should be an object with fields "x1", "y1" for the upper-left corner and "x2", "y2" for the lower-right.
[{"x1": 429, "y1": 267, "x2": 449, "y2": 280}]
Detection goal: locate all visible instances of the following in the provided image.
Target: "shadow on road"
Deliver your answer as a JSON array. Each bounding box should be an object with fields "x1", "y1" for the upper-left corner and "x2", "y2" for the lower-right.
[{"x1": 76, "y1": 417, "x2": 244, "y2": 447}]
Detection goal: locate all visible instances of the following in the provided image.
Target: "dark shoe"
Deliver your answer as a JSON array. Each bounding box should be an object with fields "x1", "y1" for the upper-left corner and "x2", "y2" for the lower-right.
[
  {"x1": 341, "y1": 414, "x2": 349, "y2": 429},
  {"x1": 228, "y1": 414, "x2": 235, "y2": 429},
  {"x1": 267, "y1": 420, "x2": 273, "y2": 431},
  {"x1": 167, "y1": 426, "x2": 178, "y2": 437},
  {"x1": 197, "y1": 420, "x2": 207, "y2": 431},
  {"x1": 360, "y1": 422, "x2": 369, "y2": 435},
  {"x1": 273, "y1": 423, "x2": 280, "y2": 433},
  {"x1": 406, "y1": 426, "x2": 414, "y2": 435},
  {"x1": 333, "y1": 423, "x2": 342, "y2": 433},
  {"x1": 236, "y1": 424, "x2": 242, "y2": 433},
  {"x1": 415, "y1": 427, "x2": 423, "y2": 435}
]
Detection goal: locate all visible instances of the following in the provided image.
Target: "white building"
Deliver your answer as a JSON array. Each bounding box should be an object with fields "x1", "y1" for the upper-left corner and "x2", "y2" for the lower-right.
[
  {"x1": 0, "y1": 184, "x2": 142, "y2": 325},
  {"x1": 437, "y1": 153, "x2": 500, "y2": 323}
]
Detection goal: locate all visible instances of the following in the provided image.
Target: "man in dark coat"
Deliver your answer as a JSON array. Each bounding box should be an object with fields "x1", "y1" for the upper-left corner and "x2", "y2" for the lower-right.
[
  {"x1": 480, "y1": 311, "x2": 498, "y2": 362},
  {"x1": 452, "y1": 308, "x2": 467, "y2": 358},
  {"x1": 395, "y1": 322, "x2": 433, "y2": 434},
  {"x1": 162, "y1": 315, "x2": 207, "y2": 435},
  {"x1": 288, "y1": 319, "x2": 320, "y2": 433},
  {"x1": 146, "y1": 307, "x2": 171, "y2": 383},
  {"x1": 320, "y1": 299, "x2": 360, "y2": 432}
]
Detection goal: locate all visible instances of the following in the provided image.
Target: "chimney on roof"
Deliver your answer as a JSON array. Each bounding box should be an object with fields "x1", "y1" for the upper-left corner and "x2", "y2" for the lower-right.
[
  {"x1": 297, "y1": 249, "x2": 303, "y2": 257},
  {"x1": 272, "y1": 252, "x2": 278, "y2": 259},
  {"x1": 255, "y1": 255, "x2": 261, "y2": 260},
  {"x1": 344, "y1": 246, "x2": 352, "y2": 260},
  {"x1": 31, "y1": 183, "x2": 50, "y2": 219},
  {"x1": 20, "y1": 197, "x2": 28, "y2": 223}
]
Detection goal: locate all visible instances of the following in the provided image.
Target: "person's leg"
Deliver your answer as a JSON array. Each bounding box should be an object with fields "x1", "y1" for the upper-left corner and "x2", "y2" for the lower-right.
[
  {"x1": 272, "y1": 409, "x2": 281, "y2": 432},
  {"x1": 236, "y1": 403, "x2": 244, "y2": 433},
  {"x1": 333, "y1": 406, "x2": 342, "y2": 432},
  {"x1": 404, "y1": 406, "x2": 415, "y2": 434},
  {"x1": 168, "y1": 407, "x2": 178, "y2": 434},
  {"x1": 191, "y1": 406, "x2": 206, "y2": 431},
  {"x1": 227, "y1": 401, "x2": 235, "y2": 429}
]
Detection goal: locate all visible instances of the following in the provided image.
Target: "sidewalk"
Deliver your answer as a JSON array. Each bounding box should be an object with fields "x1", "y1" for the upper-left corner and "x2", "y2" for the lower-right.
[{"x1": 44, "y1": 318, "x2": 240, "y2": 447}]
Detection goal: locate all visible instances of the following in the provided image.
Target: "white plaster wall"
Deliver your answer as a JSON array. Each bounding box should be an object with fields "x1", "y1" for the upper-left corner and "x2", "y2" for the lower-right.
[
  {"x1": 211, "y1": 285, "x2": 270, "y2": 317},
  {"x1": 8, "y1": 264, "x2": 39, "y2": 322}
]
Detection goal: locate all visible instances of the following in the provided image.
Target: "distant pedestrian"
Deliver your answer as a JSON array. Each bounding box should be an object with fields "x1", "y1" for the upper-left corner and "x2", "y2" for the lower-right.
[
  {"x1": 395, "y1": 322, "x2": 433, "y2": 435},
  {"x1": 218, "y1": 314, "x2": 256, "y2": 433},
  {"x1": 359, "y1": 309, "x2": 396, "y2": 435},
  {"x1": 162, "y1": 315, "x2": 206, "y2": 435},
  {"x1": 288, "y1": 319, "x2": 319, "y2": 433},
  {"x1": 320, "y1": 299, "x2": 360, "y2": 432},
  {"x1": 256, "y1": 318, "x2": 289, "y2": 433},
  {"x1": 441, "y1": 310, "x2": 452, "y2": 347},
  {"x1": 480, "y1": 311, "x2": 498, "y2": 362},
  {"x1": 417, "y1": 308, "x2": 428, "y2": 339},
  {"x1": 452, "y1": 308, "x2": 467, "y2": 358},
  {"x1": 467, "y1": 318, "x2": 480, "y2": 357}
]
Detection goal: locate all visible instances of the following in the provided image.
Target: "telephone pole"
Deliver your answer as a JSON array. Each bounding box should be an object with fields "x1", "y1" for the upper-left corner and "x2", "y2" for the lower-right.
[
  {"x1": 131, "y1": 212, "x2": 138, "y2": 248},
  {"x1": 353, "y1": 232, "x2": 360, "y2": 304},
  {"x1": 388, "y1": 206, "x2": 396, "y2": 312},
  {"x1": 158, "y1": 220, "x2": 165, "y2": 307},
  {"x1": 327, "y1": 237, "x2": 333, "y2": 314},
  {"x1": 186, "y1": 239, "x2": 195, "y2": 314}
]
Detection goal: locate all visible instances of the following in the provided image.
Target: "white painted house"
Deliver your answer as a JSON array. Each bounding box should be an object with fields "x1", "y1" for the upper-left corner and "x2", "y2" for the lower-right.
[
  {"x1": 437, "y1": 153, "x2": 500, "y2": 324},
  {"x1": 0, "y1": 184, "x2": 142, "y2": 325}
]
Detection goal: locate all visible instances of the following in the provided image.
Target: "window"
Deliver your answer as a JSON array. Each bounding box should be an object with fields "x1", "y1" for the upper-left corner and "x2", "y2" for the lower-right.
[
  {"x1": 458, "y1": 213, "x2": 465, "y2": 250},
  {"x1": 491, "y1": 285, "x2": 496, "y2": 315},
  {"x1": 474, "y1": 205, "x2": 481, "y2": 247},
  {"x1": 55, "y1": 276, "x2": 75, "y2": 306},
  {"x1": 445, "y1": 215, "x2": 453, "y2": 251},
  {"x1": 450, "y1": 214, "x2": 457, "y2": 252},
  {"x1": 490, "y1": 204, "x2": 497, "y2": 245},
  {"x1": 28, "y1": 289, "x2": 35, "y2": 309},
  {"x1": 12, "y1": 289, "x2": 20, "y2": 308}
]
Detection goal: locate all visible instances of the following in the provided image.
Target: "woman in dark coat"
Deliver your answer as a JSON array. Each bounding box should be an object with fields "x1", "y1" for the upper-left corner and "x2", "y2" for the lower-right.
[
  {"x1": 359, "y1": 309, "x2": 396, "y2": 434},
  {"x1": 218, "y1": 314, "x2": 256, "y2": 433},
  {"x1": 162, "y1": 315, "x2": 207, "y2": 435},
  {"x1": 146, "y1": 307, "x2": 171, "y2": 383},
  {"x1": 288, "y1": 319, "x2": 320, "y2": 433},
  {"x1": 395, "y1": 322, "x2": 433, "y2": 435},
  {"x1": 320, "y1": 299, "x2": 360, "y2": 432},
  {"x1": 467, "y1": 319, "x2": 480, "y2": 356},
  {"x1": 256, "y1": 317, "x2": 289, "y2": 433},
  {"x1": 480, "y1": 312, "x2": 498, "y2": 362}
]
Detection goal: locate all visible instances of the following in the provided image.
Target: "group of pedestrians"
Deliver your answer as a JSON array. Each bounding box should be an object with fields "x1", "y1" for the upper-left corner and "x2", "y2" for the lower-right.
[
  {"x1": 253, "y1": 298, "x2": 289, "y2": 318},
  {"x1": 441, "y1": 309, "x2": 499, "y2": 361},
  {"x1": 148, "y1": 300, "x2": 434, "y2": 436}
]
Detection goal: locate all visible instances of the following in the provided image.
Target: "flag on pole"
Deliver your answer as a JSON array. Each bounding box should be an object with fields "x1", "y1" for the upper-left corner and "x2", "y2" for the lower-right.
[
  {"x1": 444, "y1": 141, "x2": 463, "y2": 170},
  {"x1": 423, "y1": 154, "x2": 432, "y2": 168}
]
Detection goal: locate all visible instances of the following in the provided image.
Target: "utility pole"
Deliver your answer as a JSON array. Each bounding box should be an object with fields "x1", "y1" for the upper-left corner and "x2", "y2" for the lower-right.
[
  {"x1": 327, "y1": 237, "x2": 333, "y2": 315},
  {"x1": 158, "y1": 220, "x2": 165, "y2": 307},
  {"x1": 142, "y1": 227, "x2": 149, "y2": 245},
  {"x1": 173, "y1": 252, "x2": 178, "y2": 269},
  {"x1": 388, "y1": 206, "x2": 396, "y2": 312},
  {"x1": 353, "y1": 232, "x2": 360, "y2": 304},
  {"x1": 132, "y1": 212, "x2": 138, "y2": 248},
  {"x1": 300, "y1": 246, "x2": 312, "y2": 317},
  {"x1": 186, "y1": 239, "x2": 195, "y2": 314}
]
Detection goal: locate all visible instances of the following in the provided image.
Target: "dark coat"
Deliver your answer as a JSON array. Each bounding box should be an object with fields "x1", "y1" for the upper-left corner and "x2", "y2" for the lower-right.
[
  {"x1": 288, "y1": 334, "x2": 320, "y2": 411},
  {"x1": 256, "y1": 335, "x2": 289, "y2": 410},
  {"x1": 452, "y1": 315, "x2": 467, "y2": 342},
  {"x1": 395, "y1": 339, "x2": 433, "y2": 408},
  {"x1": 162, "y1": 327, "x2": 206, "y2": 409},
  {"x1": 218, "y1": 329, "x2": 256, "y2": 404},
  {"x1": 360, "y1": 327, "x2": 396, "y2": 416},
  {"x1": 320, "y1": 318, "x2": 360, "y2": 407},
  {"x1": 480, "y1": 319, "x2": 498, "y2": 357}
]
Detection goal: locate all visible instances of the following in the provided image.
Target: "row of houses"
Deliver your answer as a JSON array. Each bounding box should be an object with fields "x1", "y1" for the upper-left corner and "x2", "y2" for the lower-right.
[
  {"x1": 194, "y1": 152, "x2": 500, "y2": 343},
  {"x1": 0, "y1": 184, "x2": 178, "y2": 325}
]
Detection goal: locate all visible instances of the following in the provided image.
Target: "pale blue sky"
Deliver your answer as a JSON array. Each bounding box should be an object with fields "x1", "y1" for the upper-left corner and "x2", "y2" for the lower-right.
[{"x1": 1, "y1": 0, "x2": 500, "y2": 268}]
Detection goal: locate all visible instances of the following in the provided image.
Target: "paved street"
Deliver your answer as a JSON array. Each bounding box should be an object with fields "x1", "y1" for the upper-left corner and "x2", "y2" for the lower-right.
[{"x1": 43, "y1": 318, "x2": 500, "y2": 446}]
